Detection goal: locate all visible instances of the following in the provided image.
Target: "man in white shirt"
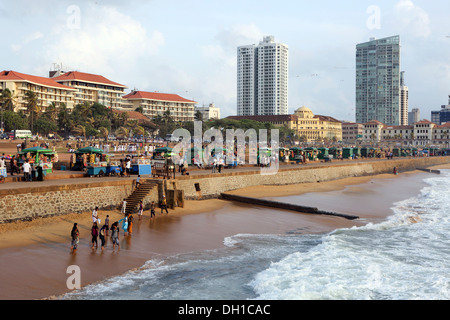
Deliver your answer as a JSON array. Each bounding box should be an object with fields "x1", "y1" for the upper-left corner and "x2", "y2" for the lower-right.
[{"x1": 23, "y1": 160, "x2": 31, "y2": 181}]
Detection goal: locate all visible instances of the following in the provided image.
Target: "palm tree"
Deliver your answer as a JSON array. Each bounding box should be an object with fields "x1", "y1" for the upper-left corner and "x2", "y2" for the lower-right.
[
  {"x1": 58, "y1": 103, "x2": 71, "y2": 138},
  {"x1": 45, "y1": 102, "x2": 59, "y2": 122},
  {"x1": 98, "y1": 126, "x2": 109, "y2": 142},
  {"x1": 0, "y1": 88, "x2": 16, "y2": 111},
  {"x1": 115, "y1": 126, "x2": 129, "y2": 139},
  {"x1": 24, "y1": 90, "x2": 41, "y2": 134},
  {"x1": 71, "y1": 124, "x2": 87, "y2": 141}
]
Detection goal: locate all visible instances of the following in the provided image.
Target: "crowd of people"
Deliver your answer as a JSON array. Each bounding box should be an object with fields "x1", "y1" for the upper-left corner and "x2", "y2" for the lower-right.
[{"x1": 70, "y1": 197, "x2": 169, "y2": 254}]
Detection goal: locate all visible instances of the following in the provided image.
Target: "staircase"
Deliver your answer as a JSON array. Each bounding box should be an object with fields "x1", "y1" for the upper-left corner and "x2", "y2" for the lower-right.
[{"x1": 124, "y1": 180, "x2": 157, "y2": 214}]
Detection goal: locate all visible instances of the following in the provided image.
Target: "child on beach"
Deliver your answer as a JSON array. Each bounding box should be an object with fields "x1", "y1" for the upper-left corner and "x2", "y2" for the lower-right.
[
  {"x1": 160, "y1": 195, "x2": 168, "y2": 214},
  {"x1": 70, "y1": 223, "x2": 79, "y2": 254},
  {"x1": 138, "y1": 201, "x2": 144, "y2": 221},
  {"x1": 121, "y1": 199, "x2": 127, "y2": 214},
  {"x1": 128, "y1": 214, "x2": 134, "y2": 235},
  {"x1": 150, "y1": 201, "x2": 155, "y2": 219},
  {"x1": 104, "y1": 215, "x2": 110, "y2": 236},
  {"x1": 118, "y1": 214, "x2": 128, "y2": 236}
]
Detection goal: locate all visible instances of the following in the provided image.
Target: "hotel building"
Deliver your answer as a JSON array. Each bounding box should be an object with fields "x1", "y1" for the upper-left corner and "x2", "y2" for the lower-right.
[
  {"x1": 356, "y1": 36, "x2": 403, "y2": 126},
  {"x1": 50, "y1": 70, "x2": 127, "y2": 109},
  {"x1": 237, "y1": 36, "x2": 288, "y2": 116},
  {"x1": 0, "y1": 70, "x2": 77, "y2": 112},
  {"x1": 122, "y1": 90, "x2": 196, "y2": 122}
]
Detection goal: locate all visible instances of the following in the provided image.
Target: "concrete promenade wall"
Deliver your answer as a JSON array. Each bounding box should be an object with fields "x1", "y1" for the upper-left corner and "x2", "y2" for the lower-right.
[
  {"x1": 174, "y1": 157, "x2": 450, "y2": 199},
  {"x1": 0, "y1": 157, "x2": 449, "y2": 223}
]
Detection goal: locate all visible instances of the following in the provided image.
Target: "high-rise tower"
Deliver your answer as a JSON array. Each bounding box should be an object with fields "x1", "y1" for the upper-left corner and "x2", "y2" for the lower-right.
[
  {"x1": 355, "y1": 35, "x2": 402, "y2": 126},
  {"x1": 237, "y1": 36, "x2": 288, "y2": 116}
]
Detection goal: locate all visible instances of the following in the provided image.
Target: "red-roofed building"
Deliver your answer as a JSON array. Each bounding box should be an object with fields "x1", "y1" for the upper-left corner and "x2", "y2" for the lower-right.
[
  {"x1": 122, "y1": 90, "x2": 196, "y2": 122},
  {"x1": 0, "y1": 70, "x2": 77, "y2": 112},
  {"x1": 50, "y1": 70, "x2": 127, "y2": 109}
]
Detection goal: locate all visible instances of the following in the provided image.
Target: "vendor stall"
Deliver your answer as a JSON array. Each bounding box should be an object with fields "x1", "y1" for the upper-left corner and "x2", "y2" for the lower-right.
[
  {"x1": 131, "y1": 157, "x2": 152, "y2": 175},
  {"x1": 18, "y1": 146, "x2": 57, "y2": 178}
]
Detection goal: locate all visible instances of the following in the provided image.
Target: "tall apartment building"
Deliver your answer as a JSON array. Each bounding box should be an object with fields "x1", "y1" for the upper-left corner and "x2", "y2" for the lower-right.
[
  {"x1": 50, "y1": 70, "x2": 127, "y2": 109},
  {"x1": 237, "y1": 36, "x2": 288, "y2": 116},
  {"x1": 356, "y1": 36, "x2": 402, "y2": 126}
]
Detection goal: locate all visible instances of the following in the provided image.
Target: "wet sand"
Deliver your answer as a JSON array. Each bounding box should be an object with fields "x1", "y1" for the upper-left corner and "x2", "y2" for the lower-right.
[{"x1": 0, "y1": 164, "x2": 448, "y2": 300}]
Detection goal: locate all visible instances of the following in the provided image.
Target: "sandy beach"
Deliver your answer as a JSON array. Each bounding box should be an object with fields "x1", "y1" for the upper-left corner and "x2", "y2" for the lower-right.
[{"x1": 0, "y1": 158, "x2": 448, "y2": 300}]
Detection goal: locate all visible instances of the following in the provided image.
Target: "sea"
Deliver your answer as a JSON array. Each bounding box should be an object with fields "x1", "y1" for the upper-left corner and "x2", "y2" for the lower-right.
[{"x1": 61, "y1": 169, "x2": 450, "y2": 300}]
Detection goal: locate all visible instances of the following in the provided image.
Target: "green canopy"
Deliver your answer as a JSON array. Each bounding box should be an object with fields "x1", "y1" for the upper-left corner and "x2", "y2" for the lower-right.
[
  {"x1": 76, "y1": 147, "x2": 104, "y2": 154},
  {"x1": 20, "y1": 147, "x2": 55, "y2": 155},
  {"x1": 154, "y1": 147, "x2": 173, "y2": 153}
]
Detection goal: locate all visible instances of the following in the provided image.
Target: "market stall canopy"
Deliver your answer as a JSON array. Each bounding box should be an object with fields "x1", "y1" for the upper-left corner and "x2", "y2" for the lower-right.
[
  {"x1": 76, "y1": 147, "x2": 104, "y2": 154},
  {"x1": 19, "y1": 147, "x2": 55, "y2": 155},
  {"x1": 154, "y1": 147, "x2": 173, "y2": 153}
]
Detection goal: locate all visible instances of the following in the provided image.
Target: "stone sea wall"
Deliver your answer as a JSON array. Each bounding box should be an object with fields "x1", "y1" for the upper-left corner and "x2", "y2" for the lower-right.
[{"x1": 175, "y1": 157, "x2": 450, "y2": 199}]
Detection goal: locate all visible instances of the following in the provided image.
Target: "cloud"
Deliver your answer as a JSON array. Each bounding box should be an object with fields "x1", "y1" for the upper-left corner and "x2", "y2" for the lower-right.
[
  {"x1": 42, "y1": 3, "x2": 164, "y2": 80},
  {"x1": 10, "y1": 31, "x2": 44, "y2": 52},
  {"x1": 394, "y1": 0, "x2": 431, "y2": 38}
]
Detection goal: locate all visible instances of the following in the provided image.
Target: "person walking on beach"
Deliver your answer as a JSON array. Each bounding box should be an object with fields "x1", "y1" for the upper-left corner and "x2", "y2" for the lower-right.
[
  {"x1": 104, "y1": 215, "x2": 110, "y2": 236},
  {"x1": 128, "y1": 214, "x2": 134, "y2": 235},
  {"x1": 138, "y1": 201, "x2": 144, "y2": 221},
  {"x1": 70, "y1": 223, "x2": 80, "y2": 254},
  {"x1": 118, "y1": 214, "x2": 128, "y2": 236},
  {"x1": 91, "y1": 222, "x2": 99, "y2": 250},
  {"x1": 150, "y1": 201, "x2": 156, "y2": 219},
  {"x1": 99, "y1": 224, "x2": 107, "y2": 251},
  {"x1": 111, "y1": 222, "x2": 120, "y2": 252},
  {"x1": 92, "y1": 206, "x2": 99, "y2": 224},
  {"x1": 121, "y1": 198, "x2": 127, "y2": 214},
  {"x1": 160, "y1": 195, "x2": 168, "y2": 214}
]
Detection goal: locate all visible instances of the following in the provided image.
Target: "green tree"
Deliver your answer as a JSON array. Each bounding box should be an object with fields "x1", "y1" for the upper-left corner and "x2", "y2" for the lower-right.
[
  {"x1": 0, "y1": 88, "x2": 16, "y2": 111},
  {"x1": 24, "y1": 90, "x2": 41, "y2": 134}
]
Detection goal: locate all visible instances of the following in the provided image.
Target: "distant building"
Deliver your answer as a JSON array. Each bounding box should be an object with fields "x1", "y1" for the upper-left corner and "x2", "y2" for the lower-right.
[
  {"x1": 50, "y1": 70, "x2": 127, "y2": 109},
  {"x1": 408, "y1": 108, "x2": 420, "y2": 125},
  {"x1": 342, "y1": 122, "x2": 364, "y2": 143},
  {"x1": 237, "y1": 35, "x2": 288, "y2": 116},
  {"x1": 431, "y1": 95, "x2": 450, "y2": 125},
  {"x1": 0, "y1": 70, "x2": 77, "y2": 112},
  {"x1": 195, "y1": 103, "x2": 221, "y2": 120},
  {"x1": 122, "y1": 90, "x2": 196, "y2": 122},
  {"x1": 228, "y1": 106, "x2": 342, "y2": 142},
  {"x1": 356, "y1": 36, "x2": 403, "y2": 126},
  {"x1": 400, "y1": 71, "x2": 409, "y2": 126}
]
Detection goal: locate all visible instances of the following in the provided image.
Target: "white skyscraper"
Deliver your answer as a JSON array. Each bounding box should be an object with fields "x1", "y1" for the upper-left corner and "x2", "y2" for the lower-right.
[{"x1": 237, "y1": 36, "x2": 288, "y2": 116}]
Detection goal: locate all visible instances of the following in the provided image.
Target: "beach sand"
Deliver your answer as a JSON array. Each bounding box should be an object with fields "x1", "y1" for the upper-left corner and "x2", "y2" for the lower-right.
[{"x1": 0, "y1": 163, "x2": 448, "y2": 300}]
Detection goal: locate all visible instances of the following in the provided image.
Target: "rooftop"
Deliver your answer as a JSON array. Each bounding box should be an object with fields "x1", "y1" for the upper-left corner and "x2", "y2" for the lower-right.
[
  {"x1": 123, "y1": 90, "x2": 197, "y2": 104},
  {"x1": 51, "y1": 71, "x2": 127, "y2": 88},
  {"x1": 0, "y1": 70, "x2": 76, "y2": 90}
]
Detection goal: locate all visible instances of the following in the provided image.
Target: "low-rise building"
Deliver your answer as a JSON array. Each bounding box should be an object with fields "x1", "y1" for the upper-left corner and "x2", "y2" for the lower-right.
[
  {"x1": 50, "y1": 70, "x2": 127, "y2": 109},
  {"x1": 342, "y1": 122, "x2": 364, "y2": 143},
  {"x1": 122, "y1": 90, "x2": 196, "y2": 122},
  {"x1": 0, "y1": 70, "x2": 77, "y2": 112}
]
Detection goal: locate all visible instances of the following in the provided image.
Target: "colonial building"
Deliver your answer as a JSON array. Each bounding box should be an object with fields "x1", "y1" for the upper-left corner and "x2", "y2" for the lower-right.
[
  {"x1": 122, "y1": 90, "x2": 196, "y2": 122},
  {"x1": 228, "y1": 106, "x2": 342, "y2": 142},
  {"x1": 50, "y1": 70, "x2": 127, "y2": 109},
  {"x1": 0, "y1": 70, "x2": 77, "y2": 112}
]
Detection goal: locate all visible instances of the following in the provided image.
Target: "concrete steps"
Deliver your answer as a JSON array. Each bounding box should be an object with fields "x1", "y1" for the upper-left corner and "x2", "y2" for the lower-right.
[{"x1": 124, "y1": 180, "x2": 157, "y2": 214}]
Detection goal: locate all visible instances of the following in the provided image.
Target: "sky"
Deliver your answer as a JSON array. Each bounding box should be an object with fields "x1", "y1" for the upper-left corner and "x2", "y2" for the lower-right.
[{"x1": 0, "y1": 0, "x2": 449, "y2": 122}]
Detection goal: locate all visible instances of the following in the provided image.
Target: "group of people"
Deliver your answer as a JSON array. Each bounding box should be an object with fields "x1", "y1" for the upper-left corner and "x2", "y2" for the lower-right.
[{"x1": 70, "y1": 196, "x2": 170, "y2": 254}]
